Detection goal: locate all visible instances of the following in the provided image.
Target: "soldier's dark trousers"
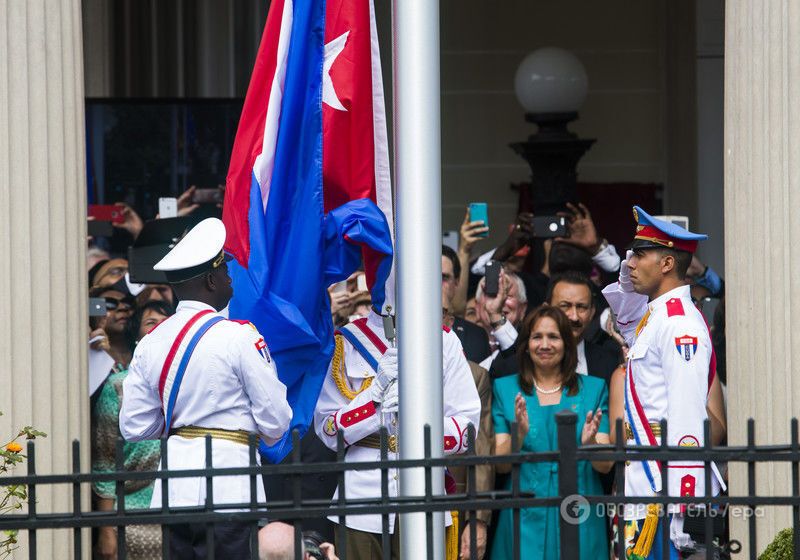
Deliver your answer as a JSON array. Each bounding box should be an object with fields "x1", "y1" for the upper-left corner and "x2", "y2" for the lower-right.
[
  {"x1": 338, "y1": 524, "x2": 401, "y2": 560},
  {"x1": 169, "y1": 521, "x2": 254, "y2": 559}
]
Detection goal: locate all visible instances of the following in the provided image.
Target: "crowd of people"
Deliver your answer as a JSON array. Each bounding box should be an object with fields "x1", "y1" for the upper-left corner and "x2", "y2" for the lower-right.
[{"x1": 86, "y1": 193, "x2": 728, "y2": 560}]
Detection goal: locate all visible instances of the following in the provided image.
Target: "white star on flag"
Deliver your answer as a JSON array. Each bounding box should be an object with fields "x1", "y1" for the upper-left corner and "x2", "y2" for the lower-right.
[{"x1": 323, "y1": 31, "x2": 349, "y2": 111}]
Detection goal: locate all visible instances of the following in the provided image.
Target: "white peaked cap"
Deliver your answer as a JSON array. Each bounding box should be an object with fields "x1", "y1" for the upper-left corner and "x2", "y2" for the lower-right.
[{"x1": 154, "y1": 217, "x2": 226, "y2": 273}]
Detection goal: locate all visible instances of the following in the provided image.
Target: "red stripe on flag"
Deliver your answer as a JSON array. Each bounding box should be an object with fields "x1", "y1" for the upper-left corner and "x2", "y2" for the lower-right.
[
  {"x1": 223, "y1": 0, "x2": 286, "y2": 265},
  {"x1": 321, "y1": 0, "x2": 377, "y2": 213}
]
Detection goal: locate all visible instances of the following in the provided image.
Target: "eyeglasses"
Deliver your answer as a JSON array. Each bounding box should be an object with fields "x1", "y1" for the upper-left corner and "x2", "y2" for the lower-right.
[
  {"x1": 102, "y1": 266, "x2": 128, "y2": 278},
  {"x1": 105, "y1": 297, "x2": 133, "y2": 312}
]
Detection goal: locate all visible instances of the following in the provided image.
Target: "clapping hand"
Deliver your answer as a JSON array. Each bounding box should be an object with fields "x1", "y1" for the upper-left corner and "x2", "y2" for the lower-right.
[
  {"x1": 581, "y1": 409, "x2": 603, "y2": 445},
  {"x1": 514, "y1": 393, "x2": 529, "y2": 446}
]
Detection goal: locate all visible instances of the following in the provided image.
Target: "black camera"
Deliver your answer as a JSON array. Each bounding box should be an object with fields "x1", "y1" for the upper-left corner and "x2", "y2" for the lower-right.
[{"x1": 302, "y1": 531, "x2": 326, "y2": 560}]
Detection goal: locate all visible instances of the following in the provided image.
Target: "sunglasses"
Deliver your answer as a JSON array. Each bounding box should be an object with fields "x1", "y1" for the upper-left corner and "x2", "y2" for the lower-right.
[{"x1": 104, "y1": 297, "x2": 134, "y2": 312}]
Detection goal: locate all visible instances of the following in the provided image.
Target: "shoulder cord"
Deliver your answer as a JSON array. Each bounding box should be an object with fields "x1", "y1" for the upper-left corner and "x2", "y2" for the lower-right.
[{"x1": 332, "y1": 334, "x2": 373, "y2": 400}]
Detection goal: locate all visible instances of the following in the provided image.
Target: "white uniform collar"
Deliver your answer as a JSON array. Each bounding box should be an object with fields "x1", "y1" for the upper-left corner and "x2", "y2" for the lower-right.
[
  {"x1": 176, "y1": 300, "x2": 219, "y2": 313},
  {"x1": 648, "y1": 285, "x2": 691, "y2": 313}
]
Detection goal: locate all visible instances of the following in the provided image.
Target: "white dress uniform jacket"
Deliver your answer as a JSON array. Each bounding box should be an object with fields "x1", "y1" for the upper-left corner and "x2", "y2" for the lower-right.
[
  {"x1": 120, "y1": 300, "x2": 292, "y2": 509},
  {"x1": 313, "y1": 311, "x2": 481, "y2": 534},
  {"x1": 602, "y1": 284, "x2": 720, "y2": 520}
]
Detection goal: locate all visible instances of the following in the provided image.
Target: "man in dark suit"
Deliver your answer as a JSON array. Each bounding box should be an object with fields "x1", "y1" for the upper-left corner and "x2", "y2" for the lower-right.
[
  {"x1": 443, "y1": 245, "x2": 492, "y2": 363},
  {"x1": 489, "y1": 271, "x2": 621, "y2": 383}
]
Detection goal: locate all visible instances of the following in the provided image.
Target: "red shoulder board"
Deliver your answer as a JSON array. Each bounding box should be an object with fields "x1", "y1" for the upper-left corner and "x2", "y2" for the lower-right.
[
  {"x1": 666, "y1": 298, "x2": 685, "y2": 317},
  {"x1": 442, "y1": 324, "x2": 451, "y2": 333}
]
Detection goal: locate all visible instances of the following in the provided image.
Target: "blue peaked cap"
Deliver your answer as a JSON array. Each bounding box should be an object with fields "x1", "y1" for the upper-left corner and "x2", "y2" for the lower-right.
[{"x1": 632, "y1": 206, "x2": 707, "y2": 253}]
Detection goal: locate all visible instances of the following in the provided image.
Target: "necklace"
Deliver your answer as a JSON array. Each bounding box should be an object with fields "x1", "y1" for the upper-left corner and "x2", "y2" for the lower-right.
[{"x1": 533, "y1": 379, "x2": 562, "y2": 394}]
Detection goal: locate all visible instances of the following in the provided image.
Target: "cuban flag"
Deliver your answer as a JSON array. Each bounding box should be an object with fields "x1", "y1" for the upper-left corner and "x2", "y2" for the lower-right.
[
  {"x1": 223, "y1": 0, "x2": 394, "y2": 462},
  {"x1": 675, "y1": 335, "x2": 699, "y2": 362}
]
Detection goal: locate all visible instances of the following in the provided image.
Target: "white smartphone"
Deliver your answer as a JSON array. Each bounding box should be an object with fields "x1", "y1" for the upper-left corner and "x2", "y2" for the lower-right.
[
  {"x1": 159, "y1": 197, "x2": 178, "y2": 218},
  {"x1": 357, "y1": 273, "x2": 367, "y2": 292},
  {"x1": 654, "y1": 215, "x2": 689, "y2": 230}
]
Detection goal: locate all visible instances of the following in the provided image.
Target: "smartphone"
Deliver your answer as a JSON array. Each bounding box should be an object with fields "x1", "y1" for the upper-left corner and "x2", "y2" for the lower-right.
[
  {"x1": 158, "y1": 197, "x2": 178, "y2": 218},
  {"x1": 468, "y1": 202, "x2": 489, "y2": 237},
  {"x1": 88, "y1": 204, "x2": 125, "y2": 224},
  {"x1": 532, "y1": 215, "x2": 567, "y2": 238},
  {"x1": 193, "y1": 188, "x2": 223, "y2": 205},
  {"x1": 87, "y1": 220, "x2": 113, "y2": 237},
  {"x1": 655, "y1": 215, "x2": 689, "y2": 230},
  {"x1": 356, "y1": 274, "x2": 368, "y2": 292},
  {"x1": 484, "y1": 260, "x2": 501, "y2": 297},
  {"x1": 89, "y1": 297, "x2": 107, "y2": 317}
]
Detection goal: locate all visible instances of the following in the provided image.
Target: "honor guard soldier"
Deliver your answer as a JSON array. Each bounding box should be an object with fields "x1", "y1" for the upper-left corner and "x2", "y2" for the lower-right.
[
  {"x1": 314, "y1": 309, "x2": 481, "y2": 560},
  {"x1": 602, "y1": 207, "x2": 725, "y2": 559},
  {"x1": 119, "y1": 218, "x2": 292, "y2": 559}
]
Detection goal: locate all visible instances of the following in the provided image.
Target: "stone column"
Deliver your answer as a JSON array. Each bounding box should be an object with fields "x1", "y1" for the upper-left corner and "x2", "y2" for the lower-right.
[
  {"x1": 725, "y1": 1, "x2": 800, "y2": 555},
  {"x1": 0, "y1": 0, "x2": 89, "y2": 557}
]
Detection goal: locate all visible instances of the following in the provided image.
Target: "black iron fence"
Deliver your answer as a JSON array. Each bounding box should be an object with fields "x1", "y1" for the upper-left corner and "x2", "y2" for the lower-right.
[{"x1": 1, "y1": 412, "x2": 799, "y2": 559}]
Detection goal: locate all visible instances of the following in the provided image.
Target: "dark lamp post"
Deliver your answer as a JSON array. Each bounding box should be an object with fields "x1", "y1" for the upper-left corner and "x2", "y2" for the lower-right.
[{"x1": 511, "y1": 48, "x2": 596, "y2": 214}]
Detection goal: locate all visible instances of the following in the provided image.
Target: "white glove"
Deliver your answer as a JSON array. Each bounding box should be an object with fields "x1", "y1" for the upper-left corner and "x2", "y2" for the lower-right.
[
  {"x1": 380, "y1": 380, "x2": 399, "y2": 413},
  {"x1": 374, "y1": 348, "x2": 398, "y2": 394},
  {"x1": 669, "y1": 513, "x2": 694, "y2": 551},
  {"x1": 619, "y1": 249, "x2": 635, "y2": 293}
]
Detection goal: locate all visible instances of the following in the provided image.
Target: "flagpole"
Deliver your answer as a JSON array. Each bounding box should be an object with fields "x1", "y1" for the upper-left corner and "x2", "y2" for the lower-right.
[{"x1": 391, "y1": 0, "x2": 445, "y2": 557}]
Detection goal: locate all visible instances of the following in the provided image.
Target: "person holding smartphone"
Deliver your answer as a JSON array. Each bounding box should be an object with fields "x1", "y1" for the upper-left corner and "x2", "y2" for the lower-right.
[{"x1": 469, "y1": 203, "x2": 622, "y2": 307}]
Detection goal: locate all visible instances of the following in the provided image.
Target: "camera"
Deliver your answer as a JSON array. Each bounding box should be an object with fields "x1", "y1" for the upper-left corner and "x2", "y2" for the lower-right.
[{"x1": 302, "y1": 531, "x2": 326, "y2": 560}]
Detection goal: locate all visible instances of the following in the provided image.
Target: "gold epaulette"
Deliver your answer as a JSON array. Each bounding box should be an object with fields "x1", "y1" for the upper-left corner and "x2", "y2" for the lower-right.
[{"x1": 332, "y1": 334, "x2": 373, "y2": 400}]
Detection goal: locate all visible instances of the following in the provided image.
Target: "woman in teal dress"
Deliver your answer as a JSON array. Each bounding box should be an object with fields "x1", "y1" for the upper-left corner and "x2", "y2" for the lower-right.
[
  {"x1": 491, "y1": 305, "x2": 612, "y2": 560},
  {"x1": 92, "y1": 300, "x2": 174, "y2": 559}
]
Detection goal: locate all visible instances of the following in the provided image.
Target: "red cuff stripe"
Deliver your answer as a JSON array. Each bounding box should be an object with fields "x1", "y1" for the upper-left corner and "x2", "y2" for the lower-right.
[
  {"x1": 339, "y1": 401, "x2": 376, "y2": 427},
  {"x1": 450, "y1": 417, "x2": 463, "y2": 452}
]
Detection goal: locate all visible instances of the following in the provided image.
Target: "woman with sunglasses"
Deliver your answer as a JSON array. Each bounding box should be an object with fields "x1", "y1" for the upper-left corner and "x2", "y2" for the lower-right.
[{"x1": 90, "y1": 296, "x2": 174, "y2": 560}]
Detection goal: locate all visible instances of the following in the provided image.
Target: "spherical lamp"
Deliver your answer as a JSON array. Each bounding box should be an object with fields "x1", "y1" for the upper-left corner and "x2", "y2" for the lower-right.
[
  {"x1": 509, "y1": 47, "x2": 595, "y2": 214},
  {"x1": 514, "y1": 47, "x2": 588, "y2": 115}
]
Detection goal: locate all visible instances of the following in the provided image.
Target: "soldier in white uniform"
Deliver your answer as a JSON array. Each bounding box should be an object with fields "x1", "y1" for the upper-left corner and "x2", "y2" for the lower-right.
[
  {"x1": 119, "y1": 218, "x2": 292, "y2": 559},
  {"x1": 313, "y1": 310, "x2": 481, "y2": 560},
  {"x1": 602, "y1": 207, "x2": 723, "y2": 559}
]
